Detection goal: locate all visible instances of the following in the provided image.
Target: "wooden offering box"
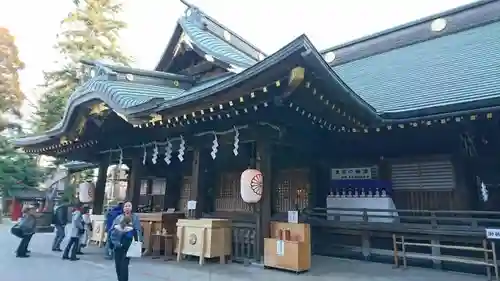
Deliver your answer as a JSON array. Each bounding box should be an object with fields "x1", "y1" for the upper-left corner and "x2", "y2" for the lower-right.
[
  {"x1": 138, "y1": 212, "x2": 184, "y2": 255},
  {"x1": 176, "y1": 218, "x2": 231, "y2": 265},
  {"x1": 89, "y1": 215, "x2": 106, "y2": 247},
  {"x1": 264, "y1": 222, "x2": 311, "y2": 273}
]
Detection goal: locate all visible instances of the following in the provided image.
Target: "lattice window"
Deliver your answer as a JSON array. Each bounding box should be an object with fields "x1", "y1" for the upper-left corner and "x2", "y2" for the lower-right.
[
  {"x1": 177, "y1": 176, "x2": 192, "y2": 212},
  {"x1": 215, "y1": 172, "x2": 252, "y2": 212},
  {"x1": 152, "y1": 178, "x2": 166, "y2": 195},
  {"x1": 140, "y1": 180, "x2": 148, "y2": 195},
  {"x1": 274, "y1": 169, "x2": 310, "y2": 213}
]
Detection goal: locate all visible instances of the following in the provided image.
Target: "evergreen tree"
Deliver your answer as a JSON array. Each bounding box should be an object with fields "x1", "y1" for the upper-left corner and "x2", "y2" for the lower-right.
[
  {"x1": 0, "y1": 135, "x2": 44, "y2": 197},
  {"x1": 34, "y1": 0, "x2": 131, "y2": 132},
  {"x1": 0, "y1": 27, "x2": 24, "y2": 132}
]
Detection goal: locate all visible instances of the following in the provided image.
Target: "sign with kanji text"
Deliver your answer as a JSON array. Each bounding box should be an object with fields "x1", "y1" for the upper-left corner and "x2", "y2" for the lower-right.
[{"x1": 485, "y1": 228, "x2": 500, "y2": 239}]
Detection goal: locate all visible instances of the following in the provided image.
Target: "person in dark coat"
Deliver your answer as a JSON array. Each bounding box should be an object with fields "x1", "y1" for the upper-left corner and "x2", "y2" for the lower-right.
[
  {"x1": 52, "y1": 203, "x2": 69, "y2": 251},
  {"x1": 13, "y1": 205, "x2": 37, "y2": 258}
]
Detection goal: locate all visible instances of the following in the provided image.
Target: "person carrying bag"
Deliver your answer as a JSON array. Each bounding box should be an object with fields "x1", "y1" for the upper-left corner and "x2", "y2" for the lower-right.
[
  {"x1": 12, "y1": 205, "x2": 37, "y2": 258},
  {"x1": 110, "y1": 202, "x2": 143, "y2": 281}
]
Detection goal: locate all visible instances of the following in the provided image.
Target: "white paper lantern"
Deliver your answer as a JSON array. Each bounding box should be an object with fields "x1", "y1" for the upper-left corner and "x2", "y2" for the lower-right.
[
  {"x1": 240, "y1": 169, "x2": 263, "y2": 203},
  {"x1": 79, "y1": 182, "x2": 95, "y2": 203}
]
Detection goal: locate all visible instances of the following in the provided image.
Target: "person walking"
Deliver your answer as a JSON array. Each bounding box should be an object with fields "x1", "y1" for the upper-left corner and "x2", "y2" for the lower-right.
[
  {"x1": 110, "y1": 202, "x2": 142, "y2": 281},
  {"x1": 77, "y1": 206, "x2": 92, "y2": 254},
  {"x1": 105, "y1": 202, "x2": 123, "y2": 260},
  {"x1": 52, "y1": 203, "x2": 68, "y2": 252},
  {"x1": 62, "y1": 203, "x2": 84, "y2": 261},
  {"x1": 12, "y1": 205, "x2": 37, "y2": 258}
]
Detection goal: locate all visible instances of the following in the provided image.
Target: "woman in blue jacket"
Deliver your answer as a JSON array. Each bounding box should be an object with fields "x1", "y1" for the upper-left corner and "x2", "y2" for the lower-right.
[{"x1": 110, "y1": 201, "x2": 142, "y2": 281}]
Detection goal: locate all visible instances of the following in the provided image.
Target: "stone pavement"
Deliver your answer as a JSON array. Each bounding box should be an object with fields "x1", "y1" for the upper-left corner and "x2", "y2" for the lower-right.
[{"x1": 0, "y1": 221, "x2": 488, "y2": 281}]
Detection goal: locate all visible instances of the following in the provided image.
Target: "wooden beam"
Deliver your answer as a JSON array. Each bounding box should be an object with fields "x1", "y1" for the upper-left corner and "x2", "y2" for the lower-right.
[
  {"x1": 179, "y1": 61, "x2": 216, "y2": 75},
  {"x1": 163, "y1": 161, "x2": 182, "y2": 210},
  {"x1": 93, "y1": 158, "x2": 109, "y2": 215},
  {"x1": 128, "y1": 156, "x2": 144, "y2": 212},
  {"x1": 256, "y1": 141, "x2": 273, "y2": 261}
]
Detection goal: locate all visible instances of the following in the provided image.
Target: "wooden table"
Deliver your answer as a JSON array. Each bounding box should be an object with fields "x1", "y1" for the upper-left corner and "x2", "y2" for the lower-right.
[{"x1": 138, "y1": 212, "x2": 184, "y2": 255}]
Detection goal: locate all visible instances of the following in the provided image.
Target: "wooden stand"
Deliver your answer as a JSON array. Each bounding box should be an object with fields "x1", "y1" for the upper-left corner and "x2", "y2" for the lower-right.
[
  {"x1": 138, "y1": 212, "x2": 184, "y2": 256},
  {"x1": 264, "y1": 222, "x2": 311, "y2": 273},
  {"x1": 89, "y1": 215, "x2": 106, "y2": 247},
  {"x1": 176, "y1": 218, "x2": 231, "y2": 265}
]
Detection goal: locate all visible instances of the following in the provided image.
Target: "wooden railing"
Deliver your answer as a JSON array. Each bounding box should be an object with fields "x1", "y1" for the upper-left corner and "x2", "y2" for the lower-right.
[
  {"x1": 203, "y1": 212, "x2": 257, "y2": 263},
  {"x1": 393, "y1": 234, "x2": 499, "y2": 281},
  {"x1": 302, "y1": 207, "x2": 500, "y2": 274},
  {"x1": 305, "y1": 207, "x2": 500, "y2": 232},
  {"x1": 231, "y1": 221, "x2": 257, "y2": 263}
]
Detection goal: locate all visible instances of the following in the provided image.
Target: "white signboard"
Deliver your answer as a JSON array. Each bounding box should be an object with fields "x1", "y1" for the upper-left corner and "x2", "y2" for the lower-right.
[
  {"x1": 288, "y1": 210, "x2": 298, "y2": 224},
  {"x1": 187, "y1": 200, "x2": 197, "y2": 210},
  {"x1": 276, "y1": 240, "x2": 284, "y2": 256},
  {"x1": 331, "y1": 167, "x2": 373, "y2": 180},
  {"x1": 486, "y1": 228, "x2": 500, "y2": 239}
]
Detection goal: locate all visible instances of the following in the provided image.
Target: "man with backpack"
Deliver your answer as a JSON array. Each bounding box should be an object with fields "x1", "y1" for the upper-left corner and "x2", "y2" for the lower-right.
[
  {"x1": 104, "y1": 202, "x2": 123, "y2": 260},
  {"x1": 52, "y1": 203, "x2": 69, "y2": 252}
]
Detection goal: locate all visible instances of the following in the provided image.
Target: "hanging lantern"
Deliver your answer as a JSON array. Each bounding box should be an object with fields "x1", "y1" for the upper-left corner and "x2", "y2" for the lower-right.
[
  {"x1": 240, "y1": 169, "x2": 263, "y2": 203},
  {"x1": 78, "y1": 182, "x2": 95, "y2": 203}
]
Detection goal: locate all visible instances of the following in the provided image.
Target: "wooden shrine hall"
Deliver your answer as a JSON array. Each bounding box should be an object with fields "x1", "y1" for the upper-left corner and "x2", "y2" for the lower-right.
[{"x1": 14, "y1": 0, "x2": 500, "y2": 270}]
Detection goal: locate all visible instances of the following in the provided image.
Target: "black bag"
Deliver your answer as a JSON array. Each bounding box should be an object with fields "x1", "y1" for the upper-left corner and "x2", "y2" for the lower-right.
[{"x1": 11, "y1": 225, "x2": 23, "y2": 238}]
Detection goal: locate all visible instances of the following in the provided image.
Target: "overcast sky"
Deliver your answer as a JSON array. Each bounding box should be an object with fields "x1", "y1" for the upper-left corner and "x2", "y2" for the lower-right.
[{"x1": 0, "y1": 0, "x2": 476, "y2": 113}]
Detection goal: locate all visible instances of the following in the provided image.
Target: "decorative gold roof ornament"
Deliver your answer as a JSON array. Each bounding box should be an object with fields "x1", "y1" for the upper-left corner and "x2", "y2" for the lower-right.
[{"x1": 89, "y1": 103, "x2": 108, "y2": 116}]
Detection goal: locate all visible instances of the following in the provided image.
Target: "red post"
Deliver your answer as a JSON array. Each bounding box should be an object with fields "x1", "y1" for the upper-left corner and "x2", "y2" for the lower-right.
[{"x1": 11, "y1": 199, "x2": 21, "y2": 221}]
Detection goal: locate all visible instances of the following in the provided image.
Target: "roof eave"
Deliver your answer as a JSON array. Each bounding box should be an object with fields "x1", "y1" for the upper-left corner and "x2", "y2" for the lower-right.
[
  {"x1": 13, "y1": 79, "x2": 177, "y2": 147},
  {"x1": 380, "y1": 97, "x2": 500, "y2": 123},
  {"x1": 299, "y1": 42, "x2": 381, "y2": 125},
  {"x1": 132, "y1": 35, "x2": 312, "y2": 118}
]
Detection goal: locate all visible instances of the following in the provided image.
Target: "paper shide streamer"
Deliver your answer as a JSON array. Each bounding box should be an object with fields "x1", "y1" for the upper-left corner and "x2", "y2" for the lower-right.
[
  {"x1": 178, "y1": 136, "x2": 185, "y2": 162},
  {"x1": 211, "y1": 133, "x2": 218, "y2": 159},
  {"x1": 233, "y1": 127, "x2": 239, "y2": 156},
  {"x1": 152, "y1": 143, "x2": 158, "y2": 164},
  {"x1": 164, "y1": 139, "x2": 172, "y2": 165}
]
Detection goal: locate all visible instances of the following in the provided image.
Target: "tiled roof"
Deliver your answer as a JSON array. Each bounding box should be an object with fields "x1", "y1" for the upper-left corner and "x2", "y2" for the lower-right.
[
  {"x1": 7, "y1": 188, "x2": 46, "y2": 200},
  {"x1": 334, "y1": 20, "x2": 500, "y2": 118}
]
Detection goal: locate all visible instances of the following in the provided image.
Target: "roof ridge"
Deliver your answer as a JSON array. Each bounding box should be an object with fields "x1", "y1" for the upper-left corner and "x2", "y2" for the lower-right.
[
  {"x1": 82, "y1": 59, "x2": 194, "y2": 82},
  {"x1": 180, "y1": 0, "x2": 267, "y2": 57},
  {"x1": 320, "y1": 0, "x2": 495, "y2": 54}
]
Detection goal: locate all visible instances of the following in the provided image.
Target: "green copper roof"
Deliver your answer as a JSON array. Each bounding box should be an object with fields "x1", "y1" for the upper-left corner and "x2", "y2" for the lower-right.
[
  {"x1": 179, "y1": 9, "x2": 258, "y2": 69},
  {"x1": 333, "y1": 21, "x2": 500, "y2": 118}
]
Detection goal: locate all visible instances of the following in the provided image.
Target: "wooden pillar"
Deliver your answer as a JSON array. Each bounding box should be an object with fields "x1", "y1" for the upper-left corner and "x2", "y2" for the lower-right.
[
  {"x1": 189, "y1": 149, "x2": 208, "y2": 218},
  {"x1": 163, "y1": 161, "x2": 183, "y2": 211},
  {"x1": 93, "y1": 159, "x2": 109, "y2": 215},
  {"x1": 256, "y1": 141, "x2": 273, "y2": 261},
  {"x1": 127, "y1": 157, "x2": 143, "y2": 212}
]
